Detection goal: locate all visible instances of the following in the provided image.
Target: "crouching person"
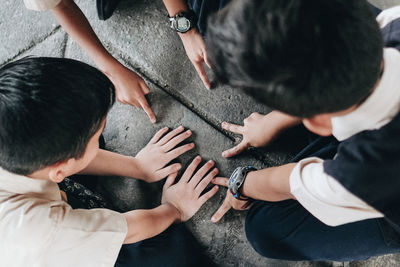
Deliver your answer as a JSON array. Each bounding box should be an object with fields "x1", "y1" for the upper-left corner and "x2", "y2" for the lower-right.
[
  {"x1": 207, "y1": 0, "x2": 400, "y2": 261},
  {"x1": 0, "y1": 57, "x2": 218, "y2": 266}
]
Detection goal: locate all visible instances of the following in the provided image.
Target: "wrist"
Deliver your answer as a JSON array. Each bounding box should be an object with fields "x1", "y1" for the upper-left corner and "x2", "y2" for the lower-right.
[
  {"x1": 97, "y1": 56, "x2": 122, "y2": 78},
  {"x1": 164, "y1": 202, "x2": 182, "y2": 223},
  {"x1": 178, "y1": 27, "x2": 197, "y2": 38},
  {"x1": 228, "y1": 166, "x2": 256, "y2": 200}
]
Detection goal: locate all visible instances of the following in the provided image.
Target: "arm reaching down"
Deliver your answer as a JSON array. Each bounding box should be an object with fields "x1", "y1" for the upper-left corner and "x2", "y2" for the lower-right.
[
  {"x1": 51, "y1": 0, "x2": 156, "y2": 122},
  {"x1": 222, "y1": 111, "x2": 301, "y2": 158},
  {"x1": 123, "y1": 157, "x2": 219, "y2": 244},
  {"x1": 80, "y1": 126, "x2": 195, "y2": 183}
]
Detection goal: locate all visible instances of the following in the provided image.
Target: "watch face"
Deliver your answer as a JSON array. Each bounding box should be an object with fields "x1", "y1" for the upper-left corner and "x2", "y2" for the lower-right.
[{"x1": 176, "y1": 17, "x2": 190, "y2": 31}]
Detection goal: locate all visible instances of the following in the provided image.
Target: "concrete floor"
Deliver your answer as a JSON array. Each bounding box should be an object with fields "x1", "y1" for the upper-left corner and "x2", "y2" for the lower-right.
[{"x1": 1, "y1": 0, "x2": 400, "y2": 266}]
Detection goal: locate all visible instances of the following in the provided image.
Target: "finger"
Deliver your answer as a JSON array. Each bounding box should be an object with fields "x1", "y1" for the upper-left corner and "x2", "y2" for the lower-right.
[
  {"x1": 149, "y1": 127, "x2": 169, "y2": 144},
  {"x1": 192, "y1": 61, "x2": 211, "y2": 89},
  {"x1": 222, "y1": 141, "x2": 249, "y2": 158},
  {"x1": 161, "y1": 130, "x2": 192, "y2": 152},
  {"x1": 195, "y1": 168, "x2": 219, "y2": 195},
  {"x1": 211, "y1": 196, "x2": 231, "y2": 223},
  {"x1": 138, "y1": 96, "x2": 156, "y2": 123},
  {"x1": 157, "y1": 126, "x2": 185, "y2": 146},
  {"x1": 163, "y1": 172, "x2": 178, "y2": 189},
  {"x1": 198, "y1": 185, "x2": 219, "y2": 205},
  {"x1": 180, "y1": 156, "x2": 202, "y2": 182},
  {"x1": 155, "y1": 163, "x2": 182, "y2": 180},
  {"x1": 189, "y1": 160, "x2": 215, "y2": 187},
  {"x1": 141, "y1": 80, "x2": 151, "y2": 94},
  {"x1": 121, "y1": 96, "x2": 140, "y2": 107},
  {"x1": 167, "y1": 143, "x2": 195, "y2": 158},
  {"x1": 221, "y1": 121, "x2": 244, "y2": 134},
  {"x1": 211, "y1": 177, "x2": 229, "y2": 187},
  {"x1": 203, "y1": 49, "x2": 212, "y2": 69}
]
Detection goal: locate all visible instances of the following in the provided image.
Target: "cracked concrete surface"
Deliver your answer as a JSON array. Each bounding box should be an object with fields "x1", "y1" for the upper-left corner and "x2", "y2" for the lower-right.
[{"x1": 1, "y1": 0, "x2": 400, "y2": 266}]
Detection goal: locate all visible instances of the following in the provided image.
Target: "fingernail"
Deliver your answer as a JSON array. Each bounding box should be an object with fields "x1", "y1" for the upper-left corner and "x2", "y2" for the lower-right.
[
  {"x1": 222, "y1": 152, "x2": 227, "y2": 157},
  {"x1": 222, "y1": 122, "x2": 226, "y2": 127},
  {"x1": 186, "y1": 130, "x2": 192, "y2": 135},
  {"x1": 179, "y1": 126, "x2": 184, "y2": 130},
  {"x1": 190, "y1": 143, "x2": 195, "y2": 147},
  {"x1": 208, "y1": 160, "x2": 214, "y2": 164},
  {"x1": 211, "y1": 217, "x2": 216, "y2": 222},
  {"x1": 176, "y1": 164, "x2": 182, "y2": 170},
  {"x1": 196, "y1": 155, "x2": 201, "y2": 160},
  {"x1": 151, "y1": 118, "x2": 156, "y2": 123}
]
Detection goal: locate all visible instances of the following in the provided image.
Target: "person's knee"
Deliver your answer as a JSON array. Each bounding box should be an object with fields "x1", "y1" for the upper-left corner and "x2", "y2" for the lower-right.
[
  {"x1": 245, "y1": 219, "x2": 284, "y2": 258},
  {"x1": 245, "y1": 200, "x2": 300, "y2": 259}
]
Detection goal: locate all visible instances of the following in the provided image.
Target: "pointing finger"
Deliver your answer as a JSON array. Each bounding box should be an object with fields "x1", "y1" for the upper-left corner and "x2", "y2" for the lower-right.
[
  {"x1": 221, "y1": 121, "x2": 244, "y2": 134},
  {"x1": 138, "y1": 96, "x2": 156, "y2": 123},
  {"x1": 211, "y1": 177, "x2": 229, "y2": 187},
  {"x1": 211, "y1": 196, "x2": 231, "y2": 223},
  {"x1": 192, "y1": 60, "x2": 211, "y2": 89},
  {"x1": 222, "y1": 141, "x2": 249, "y2": 158}
]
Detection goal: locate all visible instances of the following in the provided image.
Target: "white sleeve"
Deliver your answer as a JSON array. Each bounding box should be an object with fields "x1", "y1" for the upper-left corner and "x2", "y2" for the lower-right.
[
  {"x1": 23, "y1": 0, "x2": 62, "y2": 11},
  {"x1": 289, "y1": 157, "x2": 383, "y2": 226},
  {"x1": 377, "y1": 5, "x2": 400, "y2": 29}
]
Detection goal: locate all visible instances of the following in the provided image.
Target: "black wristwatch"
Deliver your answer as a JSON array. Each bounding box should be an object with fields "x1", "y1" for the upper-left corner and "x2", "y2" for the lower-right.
[
  {"x1": 228, "y1": 166, "x2": 257, "y2": 200},
  {"x1": 169, "y1": 10, "x2": 197, "y2": 33}
]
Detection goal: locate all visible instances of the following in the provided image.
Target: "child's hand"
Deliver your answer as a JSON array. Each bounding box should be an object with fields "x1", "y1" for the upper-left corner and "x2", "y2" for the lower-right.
[
  {"x1": 221, "y1": 111, "x2": 301, "y2": 158},
  {"x1": 161, "y1": 156, "x2": 219, "y2": 222},
  {"x1": 179, "y1": 29, "x2": 211, "y2": 89},
  {"x1": 135, "y1": 126, "x2": 195, "y2": 183},
  {"x1": 106, "y1": 63, "x2": 156, "y2": 123},
  {"x1": 210, "y1": 177, "x2": 253, "y2": 223}
]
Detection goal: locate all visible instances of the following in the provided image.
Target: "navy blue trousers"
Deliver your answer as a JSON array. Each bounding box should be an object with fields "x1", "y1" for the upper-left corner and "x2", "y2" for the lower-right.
[{"x1": 245, "y1": 136, "x2": 400, "y2": 261}]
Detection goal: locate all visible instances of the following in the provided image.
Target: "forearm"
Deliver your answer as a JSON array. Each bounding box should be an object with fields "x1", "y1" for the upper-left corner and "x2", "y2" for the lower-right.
[
  {"x1": 123, "y1": 203, "x2": 180, "y2": 244},
  {"x1": 162, "y1": 0, "x2": 188, "y2": 16},
  {"x1": 79, "y1": 149, "x2": 145, "y2": 179},
  {"x1": 52, "y1": 0, "x2": 118, "y2": 72},
  {"x1": 267, "y1": 111, "x2": 301, "y2": 133},
  {"x1": 241, "y1": 163, "x2": 297, "y2": 201}
]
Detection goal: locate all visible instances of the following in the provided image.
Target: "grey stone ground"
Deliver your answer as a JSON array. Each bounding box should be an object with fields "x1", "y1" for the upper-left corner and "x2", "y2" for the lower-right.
[{"x1": 1, "y1": 0, "x2": 400, "y2": 266}]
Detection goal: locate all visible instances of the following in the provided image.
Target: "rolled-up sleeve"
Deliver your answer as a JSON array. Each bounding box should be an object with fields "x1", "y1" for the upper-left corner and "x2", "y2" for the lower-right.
[
  {"x1": 24, "y1": 0, "x2": 62, "y2": 11},
  {"x1": 289, "y1": 157, "x2": 383, "y2": 226},
  {"x1": 44, "y1": 205, "x2": 128, "y2": 267}
]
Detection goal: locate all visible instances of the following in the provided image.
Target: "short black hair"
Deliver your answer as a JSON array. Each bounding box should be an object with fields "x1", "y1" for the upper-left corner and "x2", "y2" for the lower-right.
[
  {"x1": 0, "y1": 57, "x2": 115, "y2": 175},
  {"x1": 207, "y1": 0, "x2": 383, "y2": 117}
]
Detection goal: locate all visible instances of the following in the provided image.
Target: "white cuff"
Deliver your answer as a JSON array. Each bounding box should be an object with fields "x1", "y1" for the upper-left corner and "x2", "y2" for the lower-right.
[
  {"x1": 24, "y1": 0, "x2": 62, "y2": 11},
  {"x1": 290, "y1": 157, "x2": 383, "y2": 226}
]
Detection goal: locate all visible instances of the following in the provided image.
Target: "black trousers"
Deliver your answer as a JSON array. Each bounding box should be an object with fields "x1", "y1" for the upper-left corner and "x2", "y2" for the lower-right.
[
  {"x1": 245, "y1": 136, "x2": 400, "y2": 261},
  {"x1": 115, "y1": 224, "x2": 215, "y2": 267}
]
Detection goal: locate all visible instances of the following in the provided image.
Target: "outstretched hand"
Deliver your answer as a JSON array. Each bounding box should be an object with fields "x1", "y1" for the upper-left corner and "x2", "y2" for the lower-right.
[
  {"x1": 162, "y1": 156, "x2": 219, "y2": 222},
  {"x1": 221, "y1": 112, "x2": 279, "y2": 158},
  {"x1": 135, "y1": 126, "x2": 194, "y2": 183},
  {"x1": 210, "y1": 177, "x2": 253, "y2": 223},
  {"x1": 179, "y1": 29, "x2": 211, "y2": 89},
  {"x1": 107, "y1": 63, "x2": 156, "y2": 123}
]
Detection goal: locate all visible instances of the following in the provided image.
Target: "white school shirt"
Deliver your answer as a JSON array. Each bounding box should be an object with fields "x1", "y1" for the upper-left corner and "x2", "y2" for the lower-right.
[
  {"x1": 0, "y1": 167, "x2": 128, "y2": 267},
  {"x1": 24, "y1": 0, "x2": 61, "y2": 11},
  {"x1": 290, "y1": 14, "x2": 400, "y2": 226}
]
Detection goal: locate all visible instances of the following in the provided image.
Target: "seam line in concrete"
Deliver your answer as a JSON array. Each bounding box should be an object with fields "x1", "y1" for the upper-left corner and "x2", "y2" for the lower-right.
[
  {"x1": 119, "y1": 58, "x2": 277, "y2": 166},
  {"x1": 0, "y1": 26, "x2": 62, "y2": 67}
]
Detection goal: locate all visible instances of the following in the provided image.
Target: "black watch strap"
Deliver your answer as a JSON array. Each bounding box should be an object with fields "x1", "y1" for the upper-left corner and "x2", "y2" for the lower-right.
[{"x1": 168, "y1": 10, "x2": 197, "y2": 33}]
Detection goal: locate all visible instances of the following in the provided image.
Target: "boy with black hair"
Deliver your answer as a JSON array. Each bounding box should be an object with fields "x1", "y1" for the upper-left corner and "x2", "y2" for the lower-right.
[
  {"x1": 206, "y1": 0, "x2": 400, "y2": 261},
  {"x1": 0, "y1": 57, "x2": 219, "y2": 266}
]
